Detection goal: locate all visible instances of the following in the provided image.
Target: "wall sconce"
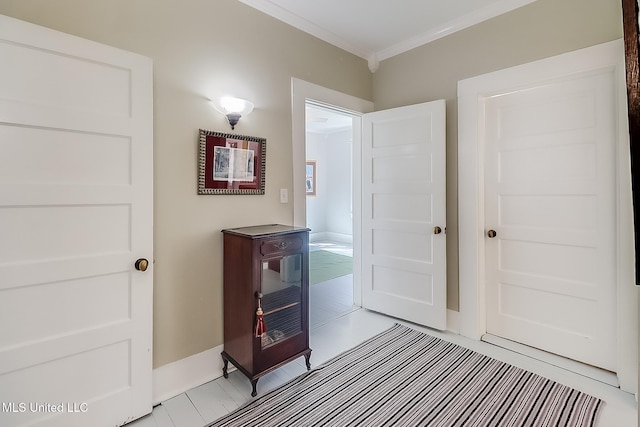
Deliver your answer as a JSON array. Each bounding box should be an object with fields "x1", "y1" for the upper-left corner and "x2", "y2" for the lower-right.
[{"x1": 210, "y1": 96, "x2": 254, "y2": 130}]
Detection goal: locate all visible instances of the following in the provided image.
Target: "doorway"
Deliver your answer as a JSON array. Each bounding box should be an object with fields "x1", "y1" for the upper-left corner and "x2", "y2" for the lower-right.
[
  {"x1": 291, "y1": 78, "x2": 374, "y2": 309},
  {"x1": 305, "y1": 102, "x2": 359, "y2": 327},
  {"x1": 292, "y1": 80, "x2": 449, "y2": 331}
]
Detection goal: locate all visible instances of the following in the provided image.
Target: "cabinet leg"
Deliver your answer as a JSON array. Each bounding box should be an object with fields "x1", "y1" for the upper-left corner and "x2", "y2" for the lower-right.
[
  {"x1": 222, "y1": 356, "x2": 229, "y2": 379},
  {"x1": 251, "y1": 379, "x2": 258, "y2": 397},
  {"x1": 304, "y1": 352, "x2": 311, "y2": 370}
]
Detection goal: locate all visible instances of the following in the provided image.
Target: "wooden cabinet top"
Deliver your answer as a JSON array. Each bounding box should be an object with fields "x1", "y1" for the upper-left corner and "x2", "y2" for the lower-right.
[{"x1": 222, "y1": 224, "x2": 310, "y2": 239}]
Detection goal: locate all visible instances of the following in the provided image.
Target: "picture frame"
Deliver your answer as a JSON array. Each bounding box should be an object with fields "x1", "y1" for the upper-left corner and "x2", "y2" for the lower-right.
[
  {"x1": 306, "y1": 160, "x2": 316, "y2": 196},
  {"x1": 198, "y1": 129, "x2": 266, "y2": 195}
]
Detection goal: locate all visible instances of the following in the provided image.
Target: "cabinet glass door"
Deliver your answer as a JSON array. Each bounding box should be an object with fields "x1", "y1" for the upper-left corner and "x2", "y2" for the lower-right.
[{"x1": 260, "y1": 254, "x2": 303, "y2": 349}]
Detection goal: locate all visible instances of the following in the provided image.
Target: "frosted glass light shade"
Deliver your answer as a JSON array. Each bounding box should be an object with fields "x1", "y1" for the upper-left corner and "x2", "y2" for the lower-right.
[
  {"x1": 210, "y1": 96, "x2": 254, "y2": 130},
  {"x1": 219, "y1": 97, "x2": 254, "y2": 115}
]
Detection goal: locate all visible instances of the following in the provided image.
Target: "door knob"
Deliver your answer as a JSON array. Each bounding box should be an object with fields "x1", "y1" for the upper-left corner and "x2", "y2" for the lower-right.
[
  {"x1": 135, "y1": 258, "x2": 149, "y2": 272},
  {"x1": 487, "y1": 229, "x2": 497, "y2": 238},
  {"x1": 433, "y1": 226, "x2": 442, "y2": 235}
]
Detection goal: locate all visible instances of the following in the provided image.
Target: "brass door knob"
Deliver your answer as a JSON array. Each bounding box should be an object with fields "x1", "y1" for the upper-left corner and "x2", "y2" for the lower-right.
[
  {"x1": 135, "y1": 258, "x2": 149, "y2": 272},
  {"x1": 487, "y1": 229, "x2": 497, "y2": 238},
  {"x1": 433, "y1": 226, "x2": 442, "y2": 235}
]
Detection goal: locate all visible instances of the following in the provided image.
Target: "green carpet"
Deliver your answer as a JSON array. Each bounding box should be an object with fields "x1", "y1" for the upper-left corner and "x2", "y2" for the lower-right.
[{"x1": 309, "y1": 250, "x2": 353, "y2": 285}]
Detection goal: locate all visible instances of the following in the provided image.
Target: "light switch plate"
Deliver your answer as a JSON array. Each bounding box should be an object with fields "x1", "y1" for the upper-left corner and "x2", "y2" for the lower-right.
[{"x1": 280, "y1": 188, "x2": 288, "y2": 203}]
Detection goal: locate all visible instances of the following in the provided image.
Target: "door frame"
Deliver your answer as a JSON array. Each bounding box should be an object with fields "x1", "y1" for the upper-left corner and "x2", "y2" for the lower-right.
[
  {"x1": 291, "y1": 78, "x2": 373, "y2": 306},
  {"x1": 457, "y1": 39, "x2": 637, "y2": 393}
]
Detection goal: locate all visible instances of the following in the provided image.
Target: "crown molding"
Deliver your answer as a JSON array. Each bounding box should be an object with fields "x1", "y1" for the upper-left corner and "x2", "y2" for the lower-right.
[
  {"x1": 238, "y1": 0, "x2": 371, "y2": 59},
  {"x1": 239, "y1": 0, "x2": 538, "y2": 70},
  {"x1": 376, "y1": 0, "x2": 537, "y2": 61}
]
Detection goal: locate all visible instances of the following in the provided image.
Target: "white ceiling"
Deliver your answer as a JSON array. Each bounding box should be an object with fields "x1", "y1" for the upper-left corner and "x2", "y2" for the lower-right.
[{"x1": 239, "y1": 0, "x2": 536, "y2": 72}]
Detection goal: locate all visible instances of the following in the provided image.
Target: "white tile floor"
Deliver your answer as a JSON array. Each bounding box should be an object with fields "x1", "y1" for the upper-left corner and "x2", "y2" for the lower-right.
[
  {"x1": 309, "y1": 275, "x2": 358, "y2": 327},
  {"x1": 308, "y1": 240, "x2": 358, "y2": 327},
  {"x1": 128, "y1": 242, "x2": 637, "y2": 426}
]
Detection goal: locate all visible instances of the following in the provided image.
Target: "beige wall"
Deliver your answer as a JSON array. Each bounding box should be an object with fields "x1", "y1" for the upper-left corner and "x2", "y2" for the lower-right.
[
  {"x1": 0, "y1": 0, "x2": 372, "y2": 368},
  {"x1": 373, "y1": 0, "x2": 624, "y2": 310}
]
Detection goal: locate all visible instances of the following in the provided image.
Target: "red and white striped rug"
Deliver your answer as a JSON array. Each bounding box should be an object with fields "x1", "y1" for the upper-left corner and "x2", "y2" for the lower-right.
[{"x1": 210, "y1": 323, "x2": 603, "y2": 426}]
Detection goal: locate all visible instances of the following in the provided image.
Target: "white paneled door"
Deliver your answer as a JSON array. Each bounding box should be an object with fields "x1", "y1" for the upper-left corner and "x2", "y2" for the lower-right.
[
  {"x1": 0, "y1": 15, "x2": 153, "y2": 427},
  {"x1": 484, "y1": 68, "x2": 617, "y2": 371},
  {"x1": 361, "y1": 101, "x2": 447, "y2": 329}
]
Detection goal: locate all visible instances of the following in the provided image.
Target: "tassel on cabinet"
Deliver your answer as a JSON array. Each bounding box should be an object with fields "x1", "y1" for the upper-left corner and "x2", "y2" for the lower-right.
[{"x1": 254, "y1": 293, "x2": 266, "y2": 337}]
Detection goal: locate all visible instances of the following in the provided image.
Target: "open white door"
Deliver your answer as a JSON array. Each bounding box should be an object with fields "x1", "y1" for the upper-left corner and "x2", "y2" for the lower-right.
[
  {"x1": 0, "y1": 15, "x2": 153, "y2": 427},
  {"x1": 361, "y1": 101, "x2": 447, "y2": 329}
]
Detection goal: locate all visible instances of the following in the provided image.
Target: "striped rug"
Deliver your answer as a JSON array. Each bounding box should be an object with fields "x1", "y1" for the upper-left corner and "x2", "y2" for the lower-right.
[{"x1": 209, "y1": 324, "x2": 603, "y2": 427}]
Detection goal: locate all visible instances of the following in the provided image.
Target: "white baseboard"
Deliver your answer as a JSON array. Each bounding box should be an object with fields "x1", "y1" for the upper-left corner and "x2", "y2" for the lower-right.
[
  {"x1": 309, "y1": 232, "x2": 352, "y2": 244},
  {"x1": 152, "y1": 310, "x2": 460, "y2": 405},
  {"x1": 446, "y1": 309, "x2": 460, "y2": 334},
  {"x1": 152, "y1": 344, "x2": 225, "y2": 405}
]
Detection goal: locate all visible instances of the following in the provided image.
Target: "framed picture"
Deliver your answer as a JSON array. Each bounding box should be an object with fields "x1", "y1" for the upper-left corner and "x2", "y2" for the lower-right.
[
  {"x1": 198, "y1": 129, "x2": 266, "y2": 195},
  {"x1": 306, "y1": 160, "x2": 316, "y2": 196},
  {"x1": 622, "y1": 0, "x2": 640, "y2": 284}
]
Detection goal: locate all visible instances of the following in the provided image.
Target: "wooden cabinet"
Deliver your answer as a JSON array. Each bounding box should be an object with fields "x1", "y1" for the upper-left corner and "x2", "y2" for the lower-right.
[{"x1": 221, "y1": 224, "x2": 311, "y2": 396}]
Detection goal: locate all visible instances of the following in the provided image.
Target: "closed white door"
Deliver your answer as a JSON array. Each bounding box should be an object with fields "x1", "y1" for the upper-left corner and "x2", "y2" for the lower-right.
[
  {"x1": 0, "y1": 15, "x2": 153, "y2": 427},
  {"x1": 484, "y1": 70, "x2": 617, "y2": 370},
  {"x1": 361, "y1": 101, "x2": 447, "y2": 329}
]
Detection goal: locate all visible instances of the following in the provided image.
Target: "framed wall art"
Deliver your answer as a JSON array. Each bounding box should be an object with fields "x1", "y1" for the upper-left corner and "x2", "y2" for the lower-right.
[
  {"x1": 622, "y1": 0, "x2": 640, "y2": 284},
  {"x1": 306, "y1": 160, "x2": 316, "y2": 196},
  {"x1": 198, "y1": 129, "x2": 266, "y2": 195}
]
